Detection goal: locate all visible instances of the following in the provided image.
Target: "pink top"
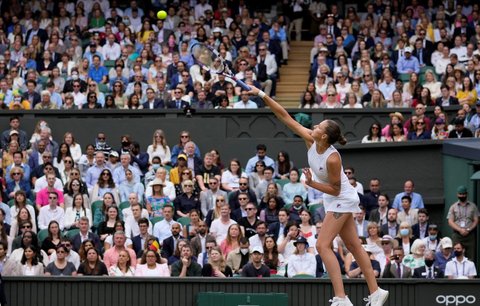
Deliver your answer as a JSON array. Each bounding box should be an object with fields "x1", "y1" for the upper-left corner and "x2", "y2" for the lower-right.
[
  {"x1": 220, "y1": 239, "x2": 236, "y2": 258},
  {"x1": 103, "y1": 247, "x2": 137, "y2": 269},
  {"x1": 134, "y1": 263, "x2": 170, "y2": 277},
  {"x1": 35, "y1": 188, "x2": 65, "y2": 206}
]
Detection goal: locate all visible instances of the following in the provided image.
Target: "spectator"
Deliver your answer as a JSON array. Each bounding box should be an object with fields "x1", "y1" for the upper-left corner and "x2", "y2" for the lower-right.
[
  {"x1": 103, "y1": 231, "x2": 137, "y2": 269},
  {"x1": 447, "y1": 185, "x2": 478, "y2": 261},
  {"x1": 77, "y1": 248, "x2": 108, "y2": 276},
  {"x1": 412, "y1": 250, "x2": 443, "y2": 279},
  {"x1": 448, "y1": 117, "x2": 474, "y2": 138},
  {"x1": 412, "y1": 209, "x2": 431, "y2": 240},
  {"x1": 135, "y1": 249, "x2": 170, "y2": 277},
  {"x1": 287, "y1": 236, "x2": 316, "y2": 277},
  {"x1": 109, "y1": 250, "x2": 136, "y2": 277},
  {"x1": 434, "y1": 237, "x2": 455, "y2": 275},
  {"x1": 240, "y1": 246, "x2": 270, "y2": 277},
  {"x1": 201, "y1": 246, "x2": 233, "y2": 277},
  {"x1": 38, "y1": 192, "x2": 65, "y2": 231},
  {"x1": 392, "y1": 180, "x2": 425, "y2": 211},
  {"x1": 282, "y1": 169, "x2": 307, "y2": 204},
  {"x1": 445, "y1": 242, "x2": 477, "y2": 279},
  {"x1": 171, "y1": 244, "x2": 202, "y2": 277},
  {"x1": 402, "y1": 239, "x2": 426, "y2": 271},
  {"x1": 397, "y1": 196, "x2": 419, "y2": 226}
]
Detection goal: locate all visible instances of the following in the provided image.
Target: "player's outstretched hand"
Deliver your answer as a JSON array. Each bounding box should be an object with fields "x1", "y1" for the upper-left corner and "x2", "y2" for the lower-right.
[{"x1": 303, "y1": 168, "x2": 313, "y2": 185}]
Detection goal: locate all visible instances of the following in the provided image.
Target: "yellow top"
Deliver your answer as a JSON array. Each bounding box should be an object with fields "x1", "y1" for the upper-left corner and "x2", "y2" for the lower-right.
[{"x1": 456, "y1": 90, "x2": 478, "y2": 106}]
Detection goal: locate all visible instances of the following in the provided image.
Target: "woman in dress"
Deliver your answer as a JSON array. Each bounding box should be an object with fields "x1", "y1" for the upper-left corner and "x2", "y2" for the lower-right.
[
  {"x1": 248, "y1": 85, "x2": 388, "y2": 305},
  {"x1": 145, "y1": 178, "x2": 171, "y2": 218}
]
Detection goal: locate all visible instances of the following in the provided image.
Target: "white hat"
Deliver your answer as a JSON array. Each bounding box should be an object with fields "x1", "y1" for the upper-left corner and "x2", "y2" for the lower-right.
[
  {"x1": 250, "y1": 246, "x2": 264, "y2": 254},
  {"x1": 440, "y1": 237, "x2": 453, "y2": 249},
  {"x1": 404, "y1": 46, "x2": 413, "y2": 53},
  {"x1": 212, "y1": 27, "x2": 223, "y2": 34}
]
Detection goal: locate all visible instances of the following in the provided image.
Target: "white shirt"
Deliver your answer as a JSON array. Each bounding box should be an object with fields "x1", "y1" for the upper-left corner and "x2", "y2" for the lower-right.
[
  {"x1": 287, "y1": 252, "x2": 317, "y2": 277},
  {"x1": 72, "y1": 91, "x2": 86, "y2": 107},
  {"x1": 445, "y1": 257, "x2": 477, "y2": 278},
  {"x1": 38, "y1": 205, "x2": 65, "y2": 230},
  {"x1": 249, "y1": 234, "x2": 265, "y2": 251},
  {"x1": 124, "y1": 216, "x2": 152, "y2": 238},
  {"x1": 210, "y1": 218, "x2": 237, "y2": 244},
  {"x1": 153, "y1": 219, "x2": 180, "y2": 243},
  {"x1": 34, "y1": 176, "x2": 63, "y2": 192},
  {"x1": 102, "y1": 42, "x2": 121, "y2": 61},
  {"x1": 233, "y1": 100, "x2": 258, "y2": 109}
]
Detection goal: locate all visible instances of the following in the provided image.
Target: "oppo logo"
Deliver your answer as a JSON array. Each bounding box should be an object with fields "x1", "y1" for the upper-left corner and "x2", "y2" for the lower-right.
[{"x1": 436, "y1": 295, "x2": 476, "y2": 306}]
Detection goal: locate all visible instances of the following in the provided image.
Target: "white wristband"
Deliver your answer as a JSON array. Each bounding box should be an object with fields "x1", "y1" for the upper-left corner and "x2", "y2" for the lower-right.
[{"x1": 258, "y1": 91, "x2": 266, "y2": 99}]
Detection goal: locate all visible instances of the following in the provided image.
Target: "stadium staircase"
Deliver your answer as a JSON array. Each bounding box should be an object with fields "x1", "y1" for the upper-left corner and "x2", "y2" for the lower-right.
[{"x1": 275, "y1": 41, "x2": 312, "y2": 108}]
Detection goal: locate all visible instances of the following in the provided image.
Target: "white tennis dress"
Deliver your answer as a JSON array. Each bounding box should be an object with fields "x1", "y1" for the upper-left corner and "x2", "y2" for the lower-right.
[{"x1": 307, "y1": 143, "x2": 360, "y2": 213}]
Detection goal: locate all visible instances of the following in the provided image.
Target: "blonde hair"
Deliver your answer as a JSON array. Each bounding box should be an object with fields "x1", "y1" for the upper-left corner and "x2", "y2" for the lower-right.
[
  {"x1": 208, "y1": 246, "x2": 227, "y2": 271},
  {"x1": 152, "y1": 129, "x2": 168, "y2": 151}
]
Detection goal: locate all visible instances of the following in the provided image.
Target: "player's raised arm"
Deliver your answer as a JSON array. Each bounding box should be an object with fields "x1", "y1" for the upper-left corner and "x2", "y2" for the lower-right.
[{"x1": 248, "y1": 86, "x2": 314, "y2": 147}]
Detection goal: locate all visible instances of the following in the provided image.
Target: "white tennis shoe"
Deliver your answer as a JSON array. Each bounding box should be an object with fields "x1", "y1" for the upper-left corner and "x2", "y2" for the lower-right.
[
  {"x1": 329, "y1": 296, "x2": 354, "y2": 306},
  {"x1": 363, "y1": 288, "x2": 389, "y2": 306}
]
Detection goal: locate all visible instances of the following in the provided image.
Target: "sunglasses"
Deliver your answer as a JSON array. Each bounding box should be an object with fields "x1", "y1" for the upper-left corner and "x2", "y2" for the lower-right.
[
  {"x1": 12, "y1": 173, "x2": 21, "y2": 176},
  {"x1": 71, "y1": 183, "x2": 80, "y2": 186},
  {"x1": 184, "y1": 185, "x2": 193, "y2": 187},
  {"x1": 216, "y1": 199, "x2": 225, "y2": 202},
  {"x1": 174, "y1": 91, "x2": 182, "y2": 94},
  {"x1": 245, "y1": 208, "x2": 256, "y2": 211},
  {"x1": 180, "y1": 135, "x2": 189, "y2": 138},
  {"x1": 22, "y1": 225, "x2": 32, "y2": 229},
  {"x1": 328, "y1": 94, "x2": 336, "y2": 96},
  {"x1": 239, "y1": 183, "x2": 248, "y2": 186}
]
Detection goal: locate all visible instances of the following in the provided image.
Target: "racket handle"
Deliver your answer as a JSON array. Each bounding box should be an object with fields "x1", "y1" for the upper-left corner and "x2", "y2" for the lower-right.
[{"x1": 235, "y1": 79, "x2": 251, "y2": 91}]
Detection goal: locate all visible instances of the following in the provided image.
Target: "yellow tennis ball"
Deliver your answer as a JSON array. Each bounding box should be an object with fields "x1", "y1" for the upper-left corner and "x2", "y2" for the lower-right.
[{"x1": 157, "y1": 10, "x2": 167, "y2": 20}]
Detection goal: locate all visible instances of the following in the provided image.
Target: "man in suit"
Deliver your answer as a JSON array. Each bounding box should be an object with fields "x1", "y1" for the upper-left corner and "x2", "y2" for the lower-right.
[
  {"x1": 382, "y1": 247, "x2": 412, "y2": 278},
  {"x1": 71, "y1": 217, "x2": 102, "y2": 254},
  {"x1": 380, "y1": 208, "x2": 400, "y2": 237},
  {"x1": 364, "y1": 178, "x2": 382, "y2": 215},
  {"x1": 166, "y1": 87, "x2": 189, "y2": 109},
  {"x1": 155, "y1": 19, "x2": 173, "y2": 44},
  {"x1": 413, "y1": 39, "x2": 432, "y2": 67},
  {"x1": 190, "y1": 220, "x2": 216, "y2": 257},
  {"x1": 416, "y1": 29, "x2": 435, "y2": 54},
  {"x1": 199, "y1": 177, "x2": 227, "y2": 217},
  {"x1": 413, "y1": 250, "x2": 444, "y2": 279},
  {"x1": 354, "y1": 206, "x2": 369, "y2": 238},
  {"x1": 268, "y1": 208, "x2": 289, "y2": 244},
  {"x1": 453, "y1": 16, "x2": 475, "y2": 41},
  {"x1": 435, "y1": 85, "x2": 459, "y2": 106},
  {"x1": 22, "y1": 80, "x2": 41, "y2": 109},
  {"x1": 160, "y1": 222, "x2": 183, "y2": 259},
  {"x1": 412, "y1": 208, "x2": 430, "y2": 240},
  {"x1": 132, "y1": 218, "x2": 156, "y2": 256},
  {"x1": 25, "y1": 19, "x2": 48, "y2": 45},
  {"x1": 142, "y1": 87, "x2": 165, "y2": 109}
]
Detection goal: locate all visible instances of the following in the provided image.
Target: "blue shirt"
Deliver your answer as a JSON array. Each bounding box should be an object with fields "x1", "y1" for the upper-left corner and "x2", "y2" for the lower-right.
[
  {"x1": 88, "y1": 65, "x2": 108, "y2": 83},
  {"x1": 392, "y1": 192, "x2": 425, "y2": 211},
  {"x1": 397, "y1": 56, "x2": 420, "y2": 74}
]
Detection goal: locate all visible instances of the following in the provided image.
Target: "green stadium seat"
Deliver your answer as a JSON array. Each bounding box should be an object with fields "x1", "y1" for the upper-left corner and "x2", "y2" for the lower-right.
[
  {"x1": 150, "y1": 216, "x2": 164, "y2": 225},
  {"x1": 64, "y1": 228, "x2": 80, "y2": 240},
  {"x1": 119, "y1": 201, "x2": 131, "y2": 211},
  {"x1": 176, "y1": 217, "x2": 191, "y2": 226},
  {"x1": 274, "y1": 179, "x2": 290, "y2": 188},
  {"x1": 37, "y1": 229, "x2": 49, "y2": 245},
  {"x1": 308, "y1": 204, "x2": 321, "y2": 215}
]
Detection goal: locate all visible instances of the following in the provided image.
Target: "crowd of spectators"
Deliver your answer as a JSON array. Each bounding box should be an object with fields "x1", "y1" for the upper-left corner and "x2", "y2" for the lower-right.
[
  {"x1": 0, "y1": 0, "x2": 294, "y2": 111},
  {"x1": 300, "y1": 0, "x2": 480, "y2": 139},
  {"x1": 0, "y1": 115, "x2": 477, "y2": 279}
]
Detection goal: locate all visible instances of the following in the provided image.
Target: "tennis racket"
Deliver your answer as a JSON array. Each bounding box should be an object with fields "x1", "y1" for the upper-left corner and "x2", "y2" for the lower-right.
[{"x1": 190, "y1": 42, "x2": 251, "y2": 91}]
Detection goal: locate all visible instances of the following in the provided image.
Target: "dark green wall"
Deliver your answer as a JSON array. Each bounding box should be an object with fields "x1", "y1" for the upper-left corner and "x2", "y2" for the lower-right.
[{"x1": 3, "y1": 277, "x2": 479, "y2": 306}]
